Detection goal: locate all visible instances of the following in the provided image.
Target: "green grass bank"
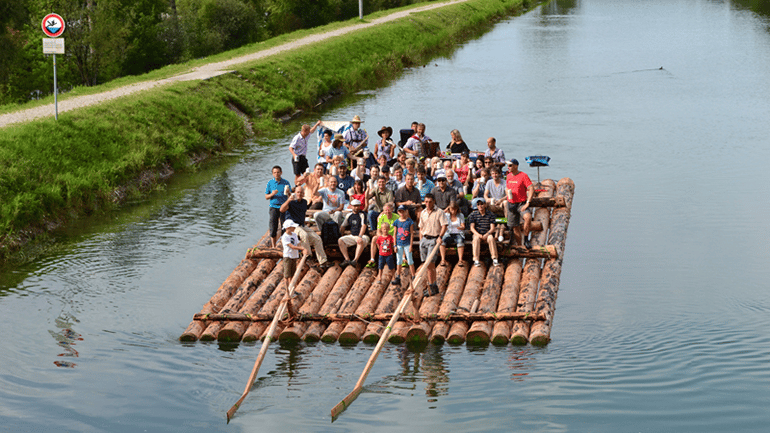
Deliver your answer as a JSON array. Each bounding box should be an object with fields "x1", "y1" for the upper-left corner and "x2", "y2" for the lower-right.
[{"x1": 0, "y1": 0, "x2": 535, "y2": 260}]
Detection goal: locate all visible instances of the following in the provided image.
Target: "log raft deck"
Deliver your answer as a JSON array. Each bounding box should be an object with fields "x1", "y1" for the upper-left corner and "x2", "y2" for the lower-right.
[{"x1": 181, "y1": 177, "x2": 575, "y2": 347}]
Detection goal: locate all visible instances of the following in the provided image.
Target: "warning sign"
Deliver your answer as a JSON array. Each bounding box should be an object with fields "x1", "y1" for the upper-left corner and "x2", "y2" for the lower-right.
[{"x1": 42, "y1": 13, "x2": 65, "y2": 38}]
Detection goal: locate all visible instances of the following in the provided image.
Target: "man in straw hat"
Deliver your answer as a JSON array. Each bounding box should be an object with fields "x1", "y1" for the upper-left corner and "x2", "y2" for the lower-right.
[
  {"x1": 343, "y1": 115, "x2": 369, "y2": 158},
  {"x1": 289, "y1": 120, "x2": 322, "y2": 183}
]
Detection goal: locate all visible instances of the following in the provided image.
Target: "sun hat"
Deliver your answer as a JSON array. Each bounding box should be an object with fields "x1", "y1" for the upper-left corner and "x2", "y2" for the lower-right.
[
  {"x1": 351, "y1": 115, "x2": 363, "y2": 123},
  {"x1": 378, "y1": 126, "x2": 393, "y2": 137},
  {"x1": 283, "y1": 219, "x2": 299, "y2": 229}
]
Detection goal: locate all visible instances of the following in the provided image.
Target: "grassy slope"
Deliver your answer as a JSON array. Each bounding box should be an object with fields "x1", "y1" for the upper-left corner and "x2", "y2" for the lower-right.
[{"x1": 0, "y1": 0, "x2": 532, "y2": 258}]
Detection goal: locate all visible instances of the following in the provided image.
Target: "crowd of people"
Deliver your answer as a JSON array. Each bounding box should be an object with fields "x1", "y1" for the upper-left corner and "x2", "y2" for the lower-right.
[{"x1": 266, "y1": 116, "x2": 535, "y2": 298}]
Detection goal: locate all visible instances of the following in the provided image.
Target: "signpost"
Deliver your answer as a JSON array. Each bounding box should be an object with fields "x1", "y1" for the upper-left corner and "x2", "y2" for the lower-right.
[{"x1": 42, "y1": 13, "x2": 65, "y2": 120}]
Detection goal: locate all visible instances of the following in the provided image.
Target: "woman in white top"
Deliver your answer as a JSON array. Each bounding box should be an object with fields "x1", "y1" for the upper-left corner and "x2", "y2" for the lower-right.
[
  {"x1": 318, "y1": 130, "x2": 333, "y2": 164},
  {"x1": 440, "y1": 201, "x2": 465, "y2": 267}
]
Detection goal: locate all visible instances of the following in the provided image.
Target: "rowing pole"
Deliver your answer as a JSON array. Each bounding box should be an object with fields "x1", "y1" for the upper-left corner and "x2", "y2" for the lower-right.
[
  {"x1": 226, "y1": 253, "x2": 309, "y2": 423},
  {"x1": 330, "y1": 240, "x2": 440, "y2": 420}
]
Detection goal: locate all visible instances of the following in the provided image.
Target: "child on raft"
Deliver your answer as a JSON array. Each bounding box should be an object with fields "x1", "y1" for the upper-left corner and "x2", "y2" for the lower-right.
[
  {"x1": 368, "y1": 222, "x2": 395, "y2": 283},
  {"x1": 281, "y1": 219, "x2": 307, "y2": 316},
  {"x1": 392, "y1": 205, "x2": 415, "y2": 287}
]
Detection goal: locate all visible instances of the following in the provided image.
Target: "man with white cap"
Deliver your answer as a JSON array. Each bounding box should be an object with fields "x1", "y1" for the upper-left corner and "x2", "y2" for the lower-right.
[
  {"x1": 338, "y1": 199, "x2": 370, "y2": 267},
  {"x1": 505, "y1": 158, "x2": 534, "y2": 249}
]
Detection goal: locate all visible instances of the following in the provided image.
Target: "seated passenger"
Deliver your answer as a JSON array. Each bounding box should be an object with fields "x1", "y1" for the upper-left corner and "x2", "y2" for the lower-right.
[
  {"x1": 468, "y1": 199, "x2": 500, "y2": 268},
  {"x1": 338, "y1": 199, "x2": 369, "y2": 267}
]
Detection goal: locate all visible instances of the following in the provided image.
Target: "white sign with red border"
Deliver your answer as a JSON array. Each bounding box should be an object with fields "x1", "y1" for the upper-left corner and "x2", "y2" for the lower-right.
[{"x1": 42, "y1": 13, "x2": 65, "y2": 38}]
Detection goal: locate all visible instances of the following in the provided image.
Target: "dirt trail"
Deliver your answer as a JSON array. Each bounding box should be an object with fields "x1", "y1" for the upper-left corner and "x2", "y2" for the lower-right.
[{"x1": 0, "y1": 0, "x2": 466, "y2": 129}]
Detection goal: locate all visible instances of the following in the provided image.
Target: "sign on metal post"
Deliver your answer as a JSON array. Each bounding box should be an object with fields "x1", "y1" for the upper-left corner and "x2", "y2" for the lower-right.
[{"x1": 42, "y1": 13, "x2": 65, "y2": 120}]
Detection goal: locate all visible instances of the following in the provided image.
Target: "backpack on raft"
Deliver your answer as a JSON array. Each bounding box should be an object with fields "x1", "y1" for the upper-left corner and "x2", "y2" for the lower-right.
[{"x1": 321, "y1": 220, "x2": 340, "y2": 248}]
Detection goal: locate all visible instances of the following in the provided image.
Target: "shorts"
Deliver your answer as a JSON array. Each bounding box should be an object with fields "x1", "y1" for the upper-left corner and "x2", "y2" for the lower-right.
[
  {"x1": 339, "y1": 234, "x2": 371, "y2": 247},
  {"x1": 283, "y1": 257, "x2": 297, "y2": 279},
  {"x1": 378, "y1": 254, "x2": 395, "y2": 270},
  {"x1": 506, "y1": 201, "x2": 531, "y2": 228},
  {"x1": 292, "y1": 155, "x2": 309, "y2": 176},
  {"x1": 442, "y1": 232, "x2": 465, "y2": 247},
  {"x1": 396, "y1": 244, "x2": 414, "y2": 266},
  {"x1": 419, "y1": 236, "x2": 439, "y2": 263}
]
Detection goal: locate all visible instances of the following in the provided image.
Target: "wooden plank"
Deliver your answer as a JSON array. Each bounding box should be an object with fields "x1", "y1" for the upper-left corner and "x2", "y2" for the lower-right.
[
  {"x1": 446, "y1": 263, "x2": 487, "y2": 344},
  {"x1": 302, "y1": 266, "x2": 359, "y2": 342},
  {"x1": 490, "y1": 259, "x2": 523, "y2": 345},
  {"x1": 217, "y1": 263, "x2": 284, "y2": 342},
  {"x1": 338, "y1": 268, "x2": 394, "y2": 344},
  {"x1": 321, "y1": 267, "x2": 377, "y2": 343},
  {"x1": 279, "y1": 264, "x2": 343, "y2": 341},
  {"x1": 465, "y1": 264, "x2": 505, "y2": 345},
  {"x1": 429, "y1": 260, "x2": 470, "y2": 344}
]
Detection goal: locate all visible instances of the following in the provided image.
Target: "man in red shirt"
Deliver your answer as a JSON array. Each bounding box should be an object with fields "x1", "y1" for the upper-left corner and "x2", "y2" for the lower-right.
[{"x1": 505, "y1": 159, "x2": 534, "y2": 249}]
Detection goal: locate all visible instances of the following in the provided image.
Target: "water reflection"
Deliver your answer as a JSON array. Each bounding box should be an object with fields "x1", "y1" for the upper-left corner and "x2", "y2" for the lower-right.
[{"x1": 50, "y1": 313, "x2": 82, "y2": 368}]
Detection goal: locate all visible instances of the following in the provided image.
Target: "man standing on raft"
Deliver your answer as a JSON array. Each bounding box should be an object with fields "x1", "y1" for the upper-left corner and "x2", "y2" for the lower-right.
[
  {"x1": 289, "y1": 121, "x2": 322, "y2": 184},
  {"x1": 505, "y1": 158, "x2": 534, "y2": 249}
]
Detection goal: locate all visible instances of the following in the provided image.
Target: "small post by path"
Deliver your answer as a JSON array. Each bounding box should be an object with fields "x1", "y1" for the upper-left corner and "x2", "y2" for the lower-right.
[{"x1": 359, "y1": 0, "x2": 363, "y2": 19}]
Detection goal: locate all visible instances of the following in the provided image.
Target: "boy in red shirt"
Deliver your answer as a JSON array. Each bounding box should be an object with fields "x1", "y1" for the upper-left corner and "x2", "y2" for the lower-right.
[
  {"x1": 372, "y1": 222, "x2": 396, "y2": 282},
  {"x1": 505, "y1": 159, "x2": 534, "y2": 249}
]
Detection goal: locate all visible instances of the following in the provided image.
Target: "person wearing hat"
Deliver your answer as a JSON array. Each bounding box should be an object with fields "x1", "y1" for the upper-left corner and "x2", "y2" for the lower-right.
[
  {"x1": 468, "y1": 199, "x2": 501, "y2": 267},
  {"x1": 289, "y1": 121, "x2": 322, "y2": 183},
  {"x1": 387, "y1": 204, "x2": 416, "y2": 286},
  {"x1": 338, "y1": 198, "x2": 370, "y2": 267},
  {"x1": 375, "y1": 126, "x2": 395, "y2": 163},
  {"x1": 281, "y1": 219, "x2": 308, "y2": 315},
  {"x1": 343, "y1": 115, "x2": 369, "y2": 158},
  {"x1": 484, "y1": 137, "x2": 506, "y2": 169},
  {"x1": 505, "y1": 158, "x2": 534, "y2": 249}
]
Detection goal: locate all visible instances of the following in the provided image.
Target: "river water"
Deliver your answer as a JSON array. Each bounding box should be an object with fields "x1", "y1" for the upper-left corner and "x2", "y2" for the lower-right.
[{"x1": 2, "y1": 0, "x2": 770, "y2": 431}]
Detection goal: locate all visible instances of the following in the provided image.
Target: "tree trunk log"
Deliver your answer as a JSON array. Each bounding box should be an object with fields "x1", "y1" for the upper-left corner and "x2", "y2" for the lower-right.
[
  {"x1": 321, "y1": 267, "x2": 377, "y2": 343},
  {"x1": 446, "y1": 263, "x2": 487, "y2": 344},
  {"x1": 530, "y1": 178, "x2": 574, "y2": 346},
  {"x1": 302, "y1": 265, "x2": 359, "y2": 342},
  {"x1": 338, "y1": 268, "x2": 395, "y2": 344},
  {"x1": 200, "y1": 258, "x2": 276, "y2": 341},
  {"x1": 465, "y1": 264, "x2": 505, "y2": 345},
  {"x1": 361, "y1": 264, "x2": 418, "y2": 344},
  {"x1": 510, "y1": 258, "x2": 541, "y2": 345},
  {"x1": 429, "y1": 260, "x2": 470, "y2": 344},
  {"x1": 217, "y1": 263, "x2": 284, "y2": 342},
  {"x1": 279, "y1": 264, "x2": 343, "y2": 341},
  {"x1": 392, "y1": 263, "x2": 451, "y2": 344},
  {"x1": 491, "y1": 259, "x2": 523, "y2": 344},
  {"x1": 242, "y1": 265, "x2": 309, "y2": 342},
  {"x1": 260, "y1": 266, "x2": 323, "y2": 341}
]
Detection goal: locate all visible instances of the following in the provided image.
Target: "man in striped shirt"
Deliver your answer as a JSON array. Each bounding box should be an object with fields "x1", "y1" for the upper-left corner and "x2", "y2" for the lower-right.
[
  {"x1": 468, "y1": 199, "x2": 500, "y2": 267},
  {"x1": 289, "y1": 121, "x2": 321, "y2": 183}
]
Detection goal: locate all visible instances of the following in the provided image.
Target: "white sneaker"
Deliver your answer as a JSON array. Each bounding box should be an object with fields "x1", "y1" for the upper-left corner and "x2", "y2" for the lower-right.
[
  {"x1": 493, "y1": 259, "x2": 500, "y2": 267},
  {"x1": 498, "y1": 235, "x2": 504, "y2": 242}
]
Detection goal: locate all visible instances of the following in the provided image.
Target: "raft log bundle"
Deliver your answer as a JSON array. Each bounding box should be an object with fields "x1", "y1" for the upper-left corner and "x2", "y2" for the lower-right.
[{"x1": 180, "y1": 178, "x2": 574, "y2": 346}]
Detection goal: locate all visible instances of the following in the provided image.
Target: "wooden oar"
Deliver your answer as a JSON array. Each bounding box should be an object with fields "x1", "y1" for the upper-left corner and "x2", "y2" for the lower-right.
[
  {"x1": 330, "y1": 240, "x2": 440, "y2": 420},
  {"x1": 226, "y1": 253, "x2": 308, "y2": 423}
]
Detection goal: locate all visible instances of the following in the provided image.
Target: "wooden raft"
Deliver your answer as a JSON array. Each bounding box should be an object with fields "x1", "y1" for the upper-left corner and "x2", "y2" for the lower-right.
[{"x1": 180, "y1": 178, "x2": 574, "y2": 346}]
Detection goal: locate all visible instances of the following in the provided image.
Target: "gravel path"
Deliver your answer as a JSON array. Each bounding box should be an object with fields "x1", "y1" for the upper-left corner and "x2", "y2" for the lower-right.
[{"x1": 0, "y1": 0, "x2": 466, "y2": 129}]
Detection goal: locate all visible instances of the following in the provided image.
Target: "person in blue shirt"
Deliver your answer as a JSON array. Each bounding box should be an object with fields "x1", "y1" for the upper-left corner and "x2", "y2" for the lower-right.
[{"x1": 265, "y1": 165, "x2": 291, "y2": 247}]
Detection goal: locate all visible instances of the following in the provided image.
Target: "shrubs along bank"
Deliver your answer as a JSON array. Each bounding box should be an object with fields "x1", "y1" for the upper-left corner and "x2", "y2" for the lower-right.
[{"x1": 0, "y1": 0, "x2": 534, "y2": 260}]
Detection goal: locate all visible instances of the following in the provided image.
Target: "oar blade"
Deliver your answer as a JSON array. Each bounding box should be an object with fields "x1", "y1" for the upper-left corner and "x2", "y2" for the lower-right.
[
  {"x1": 331, "y1": 386, "x2": 363, "y2": 421},
  {"x1": 226, "y1": 394, "x2": 246, "y2": 423}
]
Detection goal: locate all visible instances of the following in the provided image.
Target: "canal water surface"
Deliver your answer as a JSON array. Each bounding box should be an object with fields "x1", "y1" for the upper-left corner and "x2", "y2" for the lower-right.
[{"x1": 2, "y1": 0, "x2": 770, "y2": 431}]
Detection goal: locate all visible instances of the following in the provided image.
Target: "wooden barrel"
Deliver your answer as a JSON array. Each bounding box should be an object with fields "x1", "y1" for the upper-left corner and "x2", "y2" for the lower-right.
[
  {"x1": 321, "y1": 267, "x2": 377, "y2": 343},
  {"x1": 217, "y1": 263, "x2": 284, "y2": 342},
  {"x1": 338, "y1": 268, "x2": 394, "y2": 344},
  {"x1": 302, "y1": 265, "x2": 359, "y2": 342},
  {"x1": 279, "y1": 264, "x2": 343, "y2": 341},
  {"x1": 199, "y1": 259, "x2": 276, "y2": 341},
  {"x1": 394, "y1": 263, "x2": 451, "y2": 344},
  {"x1": 530, "y1": 178, "x2": 574, "y2": 346},
  {"x1": 429, "y1": 260, "x2": 470, "y2": 344},
  {"x1": 446, "y1": 263, "x2": 487, "y2": 344},
  {"x1": 490, "y1": 259, "x2": 523, "y2": 345},
  {"x1": 465, "y1": 263, "x2": 505, "y2": 345}
]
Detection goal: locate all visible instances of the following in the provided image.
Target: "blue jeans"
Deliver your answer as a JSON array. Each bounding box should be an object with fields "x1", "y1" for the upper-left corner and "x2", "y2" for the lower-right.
[{"x1": 368, "y1": 210, "x2": 380, "y2": 231}]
